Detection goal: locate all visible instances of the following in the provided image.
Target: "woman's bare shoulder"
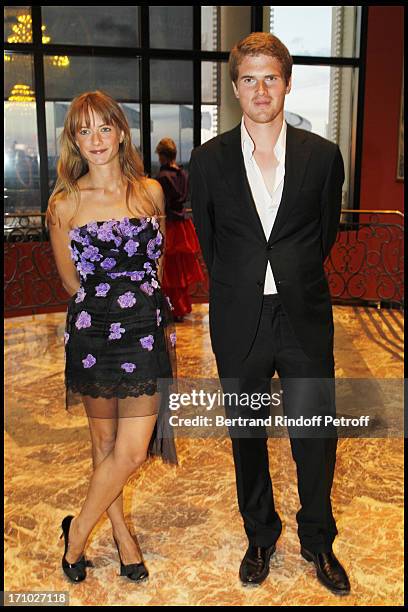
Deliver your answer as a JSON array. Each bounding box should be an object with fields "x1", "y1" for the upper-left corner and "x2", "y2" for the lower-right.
[
  {"x1": 142, "y1": 176, "x2": 164, "y2": 196},
  {"x1": 48, "y1": 191, "x2": 77, "y2": 225},
  {"x1": 144, "y1": 177, "x2": 164, "y2": 205}
]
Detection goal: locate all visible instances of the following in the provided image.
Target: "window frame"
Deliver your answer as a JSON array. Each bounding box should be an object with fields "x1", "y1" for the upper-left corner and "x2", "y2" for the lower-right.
[{"x1": 3, "y1": 5, "x2": 368, "y2": 219}]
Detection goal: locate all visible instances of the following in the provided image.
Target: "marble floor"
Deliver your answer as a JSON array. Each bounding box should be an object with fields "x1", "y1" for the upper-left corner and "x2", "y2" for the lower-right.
[{"x1": 4, "y1": 304, "x2": 404, "y2": 606}]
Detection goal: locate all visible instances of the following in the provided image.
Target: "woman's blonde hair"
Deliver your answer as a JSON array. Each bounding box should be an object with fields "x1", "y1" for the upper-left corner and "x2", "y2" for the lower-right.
[{"x1": 47, "y1": 90, "x2": 159, "y2": 226}]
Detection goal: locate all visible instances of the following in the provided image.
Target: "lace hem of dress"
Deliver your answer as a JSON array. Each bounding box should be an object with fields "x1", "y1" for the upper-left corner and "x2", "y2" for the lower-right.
[{"x1": 66, "y1": 379, "x2": 159, "y2": 399}]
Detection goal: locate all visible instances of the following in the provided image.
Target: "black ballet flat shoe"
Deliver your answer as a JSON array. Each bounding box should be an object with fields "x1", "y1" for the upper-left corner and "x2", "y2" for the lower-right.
[
  {"x1": 113, "y1": 536, "x2": 149, "y2": 583},
  {"x1": 300, "y1": 546, "x2": 351, "y2": 595},
  {"x1": 60, "y1": 515, "x2": 93, "y2": 583}
]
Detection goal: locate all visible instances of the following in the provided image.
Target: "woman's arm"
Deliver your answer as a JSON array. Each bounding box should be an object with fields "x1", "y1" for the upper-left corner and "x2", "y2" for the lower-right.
[
  {"x1": 145, "y1": 178, "x2": 166, "y2": 283},
  {"x1": 48, "y1": 196, "x2": 81, "y2": 297}
]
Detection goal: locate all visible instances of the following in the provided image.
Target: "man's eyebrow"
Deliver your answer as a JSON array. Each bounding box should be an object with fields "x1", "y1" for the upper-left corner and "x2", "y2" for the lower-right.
[{"x1": 239, "y1": 73, "x2": 280, "y2": 79}]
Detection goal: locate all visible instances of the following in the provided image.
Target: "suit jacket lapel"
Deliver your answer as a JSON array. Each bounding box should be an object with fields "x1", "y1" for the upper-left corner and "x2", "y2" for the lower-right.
[
  {"x1": 268, "y1": 124, "x2": 311, "y2": 243},
  {"x1": 220, "y1": 124, "x2": 266, "y2": 242},
  {"x1": 219, "y1": 122, "x2": 312, "y2": 244}
]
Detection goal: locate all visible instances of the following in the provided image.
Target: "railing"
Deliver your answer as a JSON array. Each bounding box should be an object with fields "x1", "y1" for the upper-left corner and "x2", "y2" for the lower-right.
[
  {"x1": 4, "y1": 209, "x2": 404, "y2": 315},
  {"x1": 326, "y1": 210, "x2": 404, "y2": 307},
  {"x1": 4, "y1": 213, "x2": 48, "y2": 242},
  {"x1": 4, "y1": 214, "x2": 65, "y2": 315}
]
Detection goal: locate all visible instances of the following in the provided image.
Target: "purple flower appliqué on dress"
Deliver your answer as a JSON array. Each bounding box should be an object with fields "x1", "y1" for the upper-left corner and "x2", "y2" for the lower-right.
[
  {"x1": 129, "y1": 270, "x2": 145, "y2": 281},
  {"x1": 118, "y1": 217, "x2": 134, "y2": 238},
  {"x1": 86, "y1": 221, "x2": 99, "y2": 235},
  {"x1": 68, "y1": 227, "x2": 91, "y2": 246},
  {"x1": 75, "y1": 287, "x2": 86, "y2": 303},
  {"x1": 133, "y1": 218, "x2": 148, "y2": 234},
  {"x1": 69, "y1": 245, "x2": 79, "y2": 262},
  {"x1": 95, "y1": 283, "x2": 111, "y2": 297},
  {"x1": 69, "y1": 228, "x2": 81, "y2": 242},
  {"x1": 75, "y1": 311, "x2": 92, "y2": 330},
  {"x1": 82, "y1": 354, "x2": 96, "y2": 368},
  {"x1": 124, "y1": 239, "x2": 139, "y2": 257},
  {"x1": 117, "y1": 291, "x2": 136, "y2": 308},
  {"x1": 101, "y1": 258, "x2": 116, "y2": 270},
  {"x1": 140, "y1": 282, "x2": 154, "y2": 296},
  {"x1": 170, "y1": 332, "x2": 177, "y2": 347},
  {"x1": 144, "y1": 262, "x2": 153, "y2": 275},
  {"x1": 77, "y1": 259, "x2": 95, "y2": 279},
  {"x1": 108, "y1": 271, "x2": 127, "y2": 279},
  {"x1": 82, "y1": 245, "x2": 102, "y2": 262},
  {"x1": 140, "y1": 335, "x2": 154, "y2": 351},
  {"x1": 156, "y1": 309, "x2": 162, "y2": 327},
  {"x1": 121, "y1": 362, "x2": 136, "y2": 373},
  {"x1": 97, "y1": 221, "x2": 116, "y2": 242},
  {"x1": 69, "y1": 228, "x2": 90, "y2": 245},
  {"x1": 109, "y1": 323, "x2": 125, "y2": 340},
  {"x1": 147, "y1": 239, "x2": 161, "y2": 260}
]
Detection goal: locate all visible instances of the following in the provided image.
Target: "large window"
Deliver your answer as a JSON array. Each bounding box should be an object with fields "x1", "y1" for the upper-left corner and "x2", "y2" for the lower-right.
[
  {"x1": 265, "y1": 6, "x2": 361, "y2": 209},
  {"x1": 201, "y1": 6, "x2": 252, "y2": 52},
  {"x1": 4, "y1": 51, "x2": 40, "y2": 213},
  {"x1": 3, "y1": 6, "x2": 364, "y2": 218},
  {"x1": 150, "y1": 59, "x2": 193, "y2": 174},
  {"x1": 149, "y1": 6, "x2": 193, "y2": 50},
  {"x1": 41, "y1": 6, "x2": 140, "y2": 47},
  {"x1": 266, "y1": 6, "x2": 358, "y2": 58}
]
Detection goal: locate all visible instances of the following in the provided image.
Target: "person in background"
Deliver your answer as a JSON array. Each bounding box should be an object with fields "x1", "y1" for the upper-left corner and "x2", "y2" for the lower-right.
[{"x1": 155, "y1": 138, "x2": 205, "y2": 322}]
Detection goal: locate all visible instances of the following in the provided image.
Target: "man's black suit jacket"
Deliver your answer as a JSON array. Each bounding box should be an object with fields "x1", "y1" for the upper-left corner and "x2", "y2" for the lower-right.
[{"x1": 189, "y1": 121, "x2": 345, "y2": 361}]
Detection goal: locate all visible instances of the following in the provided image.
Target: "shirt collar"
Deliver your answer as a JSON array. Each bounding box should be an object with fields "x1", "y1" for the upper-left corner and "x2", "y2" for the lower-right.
[{"x1": 241, "y1": 116, "x2": 287, "y2": 161}]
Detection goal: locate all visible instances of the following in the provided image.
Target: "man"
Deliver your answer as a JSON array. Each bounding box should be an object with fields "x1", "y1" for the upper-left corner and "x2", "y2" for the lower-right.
[{"x1": 189, "y1": 32, "x2": 350, "y2": 595}]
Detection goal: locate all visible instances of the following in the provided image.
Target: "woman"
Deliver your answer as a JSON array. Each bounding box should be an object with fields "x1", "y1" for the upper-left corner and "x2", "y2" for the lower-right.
[
  {"x1": 155, "y1": 138, "x2": 205, "y2": 322},
  {"x1": 47, "y1": 91, "x2": 177, "y2": 584}
]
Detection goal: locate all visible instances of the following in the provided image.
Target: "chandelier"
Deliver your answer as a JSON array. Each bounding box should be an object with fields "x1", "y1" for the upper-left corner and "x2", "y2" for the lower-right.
[
  {"x1": 6, "y1": 13, "x2": 70, "y2": 100},
  {"x1": 7, "y1": 14, "x2": 32, "y2": 43},
  {"x1": 6, "y1": 83, "x2": 36, "y2": 114},
  {"x1": 8, "y1": 84, "x2": 35, "y2": 103}
]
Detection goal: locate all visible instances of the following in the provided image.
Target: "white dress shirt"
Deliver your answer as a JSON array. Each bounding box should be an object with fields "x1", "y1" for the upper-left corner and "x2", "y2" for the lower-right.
[{"x1": 241, "y1": 116, "x2": 287, "y2": 294}]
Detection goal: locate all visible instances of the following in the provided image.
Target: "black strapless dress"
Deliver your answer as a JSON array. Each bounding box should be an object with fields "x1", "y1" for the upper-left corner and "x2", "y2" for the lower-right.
[{"x1": 64, "y1": 216, "x2": 177, "y2": 464}]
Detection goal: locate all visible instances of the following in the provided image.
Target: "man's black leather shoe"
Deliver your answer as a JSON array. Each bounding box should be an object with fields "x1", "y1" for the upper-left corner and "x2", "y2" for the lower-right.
[
  {"x1": 301, "y1": 546, "x2": 350, "y2": 595},
  {"x1": 239, "y1": 544, "x2": 276, "y2": 586}
]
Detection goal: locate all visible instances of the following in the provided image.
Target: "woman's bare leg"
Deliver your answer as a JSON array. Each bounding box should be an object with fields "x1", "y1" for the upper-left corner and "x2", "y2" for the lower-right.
[
  {"x1": 87, "y1": 414, "x2": 142, "y2": 564},
  {"x1": 64, "y1": 395, "x2": 159, "y2": 564}
]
